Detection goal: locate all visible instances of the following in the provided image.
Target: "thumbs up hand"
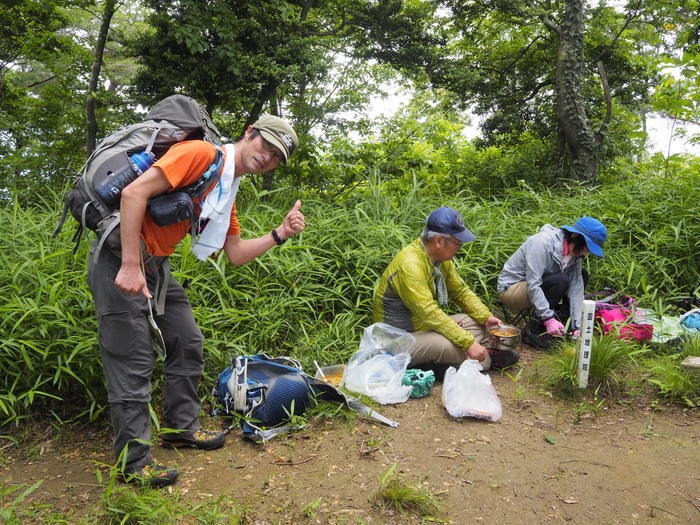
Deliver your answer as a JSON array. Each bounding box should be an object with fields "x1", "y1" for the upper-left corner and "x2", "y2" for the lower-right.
[{"x1": 280, "y1": 200, "x2": 305, "y2": 239}]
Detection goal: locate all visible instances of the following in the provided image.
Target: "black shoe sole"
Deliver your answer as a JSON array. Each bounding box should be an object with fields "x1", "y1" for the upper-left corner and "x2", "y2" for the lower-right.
[{"x1": 161, "y1": 438, "x2": 225, "y2": 451}]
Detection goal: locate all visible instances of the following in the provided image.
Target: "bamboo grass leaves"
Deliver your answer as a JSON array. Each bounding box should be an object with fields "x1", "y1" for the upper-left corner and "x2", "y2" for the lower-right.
[{"x1": 2, "y1": 167, "x2": 699, "y2": 424}]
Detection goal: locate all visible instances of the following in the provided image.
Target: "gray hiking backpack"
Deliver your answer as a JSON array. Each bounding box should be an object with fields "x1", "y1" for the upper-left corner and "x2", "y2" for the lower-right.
[{"x1": 54, "y1": 94, "x2": 222, "y2": 256}]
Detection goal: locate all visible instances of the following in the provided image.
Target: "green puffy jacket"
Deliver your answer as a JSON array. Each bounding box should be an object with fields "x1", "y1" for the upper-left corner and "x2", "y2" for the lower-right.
[{"x1": 372, "y1": 238, "x2": 492, "y2": 349}]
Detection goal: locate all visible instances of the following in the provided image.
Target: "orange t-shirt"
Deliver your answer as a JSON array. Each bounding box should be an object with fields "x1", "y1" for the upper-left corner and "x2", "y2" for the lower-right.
[{"x1": 141, "y1": 140, "x2": 240, "y2": 256}]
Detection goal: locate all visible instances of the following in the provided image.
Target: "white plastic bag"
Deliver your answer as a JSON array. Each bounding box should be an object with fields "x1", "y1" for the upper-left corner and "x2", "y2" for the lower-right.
[
  {"x1": 442, "y1": 360, "x2": 502, "y2": 422},
  {"x1": 342, "y1": 323, "x2": 415, "y2": 404}
]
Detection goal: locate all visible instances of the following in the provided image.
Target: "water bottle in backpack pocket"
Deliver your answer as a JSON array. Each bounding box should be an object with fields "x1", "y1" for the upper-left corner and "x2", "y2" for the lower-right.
[
  {"x1": 94, "y1": 151, "x2": 155, "y2": 207},
  {"x1": 65, "y1": 150, "x2": 155, "y2": 232}
]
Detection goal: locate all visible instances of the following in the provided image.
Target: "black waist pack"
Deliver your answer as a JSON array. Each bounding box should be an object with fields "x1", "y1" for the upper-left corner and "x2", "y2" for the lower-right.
[{"x1": 148, "y1": 191, "x2": 194, "y2": 226}]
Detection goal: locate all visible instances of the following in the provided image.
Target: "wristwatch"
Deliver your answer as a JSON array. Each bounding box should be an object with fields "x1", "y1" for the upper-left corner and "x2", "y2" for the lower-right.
[{"x1": 271, "y1": 229, "x2": 286, "y2": 245}]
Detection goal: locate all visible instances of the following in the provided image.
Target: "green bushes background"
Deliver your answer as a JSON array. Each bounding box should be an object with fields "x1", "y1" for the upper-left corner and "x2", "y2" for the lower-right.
[{"x1": 1, "y1": 160, "x2": 698, "y2": 426}]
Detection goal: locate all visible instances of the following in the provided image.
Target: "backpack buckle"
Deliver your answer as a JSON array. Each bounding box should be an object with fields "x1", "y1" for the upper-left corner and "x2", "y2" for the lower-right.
[{"x1": 232, "y1": 356, "x2": 249, "y2": 412}]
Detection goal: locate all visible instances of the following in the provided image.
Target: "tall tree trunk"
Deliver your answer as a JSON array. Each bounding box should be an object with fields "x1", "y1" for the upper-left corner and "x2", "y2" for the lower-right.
[
  {"x1": 549, "y1": 0, "x2": 600, "y2": 182},
  {"x1": 86, "y1": 0, "x2": 118, "y2": 155}
]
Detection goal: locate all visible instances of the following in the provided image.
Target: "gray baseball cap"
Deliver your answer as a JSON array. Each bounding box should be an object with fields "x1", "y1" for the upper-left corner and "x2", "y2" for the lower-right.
[{"x1": 252, "y1": 114, "x2": 299, "y2": 161}]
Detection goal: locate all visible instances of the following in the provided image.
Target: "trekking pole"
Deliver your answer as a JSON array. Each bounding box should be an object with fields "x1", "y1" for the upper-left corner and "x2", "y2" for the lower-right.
[{"x1": 578, "y1": 300, "x2": 596, "y2": 388}]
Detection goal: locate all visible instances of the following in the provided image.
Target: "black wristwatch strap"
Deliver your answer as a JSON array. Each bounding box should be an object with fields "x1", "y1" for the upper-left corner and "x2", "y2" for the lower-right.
[{"x1": 271, "y1": 229, "x2": 286, "y2": 245}]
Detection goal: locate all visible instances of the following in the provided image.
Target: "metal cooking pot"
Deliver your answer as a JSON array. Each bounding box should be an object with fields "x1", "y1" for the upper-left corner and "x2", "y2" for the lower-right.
[{"x1": 488, "y1": 324, "x2": 521, "y2": 351}]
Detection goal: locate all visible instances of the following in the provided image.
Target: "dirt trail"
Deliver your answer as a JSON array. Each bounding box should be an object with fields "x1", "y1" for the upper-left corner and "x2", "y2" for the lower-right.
[{"x1": 2, "y1": 348, "x2": 699, "y2": 524}]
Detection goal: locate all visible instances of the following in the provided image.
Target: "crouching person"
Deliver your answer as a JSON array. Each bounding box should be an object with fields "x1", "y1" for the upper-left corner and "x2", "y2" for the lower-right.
[
  {"x1": 372, "y1": 206, "x2": 520, "y2": 378},
  {"x1": 497, "y1": 216, "x2": 607, "y2": 350}
]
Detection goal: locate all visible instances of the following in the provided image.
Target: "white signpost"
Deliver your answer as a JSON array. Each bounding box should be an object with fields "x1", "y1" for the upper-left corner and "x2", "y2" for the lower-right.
[{"x1": 578, "y1": 300, "x2": 596, "y2": 388}]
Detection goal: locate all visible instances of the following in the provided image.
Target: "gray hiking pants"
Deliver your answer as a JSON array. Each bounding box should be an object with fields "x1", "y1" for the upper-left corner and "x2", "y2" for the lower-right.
[{"x1": 87, "y1": 242, "x2": 204, "y2": 472}]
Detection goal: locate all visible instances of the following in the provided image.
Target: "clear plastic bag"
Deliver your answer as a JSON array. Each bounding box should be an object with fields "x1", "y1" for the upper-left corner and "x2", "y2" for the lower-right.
[
  {"x1": 342, "y1": 323, "x2": 415, "y2": 404},
  {"x1": 354, "y1": 322, "x2": 416, "y2": 357},
  {"x1": 442, "y1": 360, "x2": 502, "y2": 422}
]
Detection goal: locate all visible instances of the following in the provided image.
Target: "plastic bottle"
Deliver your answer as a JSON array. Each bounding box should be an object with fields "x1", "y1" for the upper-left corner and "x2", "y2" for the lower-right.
[{"x1": 95, "y1": 151, "x2": 156, "y2": 206}]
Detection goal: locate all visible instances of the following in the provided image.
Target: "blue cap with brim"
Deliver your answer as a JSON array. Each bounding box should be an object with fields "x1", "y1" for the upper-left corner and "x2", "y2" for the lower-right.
[
  {"x1": 561, "y1": 217, "x2": 607, "y2": 257},
  {"x1": 426, "y1": 206, "x2": 476, "y2": 243}
]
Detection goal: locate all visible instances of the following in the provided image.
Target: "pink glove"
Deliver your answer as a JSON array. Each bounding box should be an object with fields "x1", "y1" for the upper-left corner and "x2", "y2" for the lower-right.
[
  {"x1": 544, "y1": 317, "x2": 566, "y2": 336},
  {"x1": 572, "y1": 329, "x2": 581, "y2": 337}
]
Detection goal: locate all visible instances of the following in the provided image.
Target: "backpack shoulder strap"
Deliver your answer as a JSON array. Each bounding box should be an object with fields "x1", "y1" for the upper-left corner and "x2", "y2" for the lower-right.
[
  {"x1": 92, "y1": 211, "x2": 121, "y2": 264},
  {"x1": 182, "y1": 145, "x2": 224, "y2": 198}
]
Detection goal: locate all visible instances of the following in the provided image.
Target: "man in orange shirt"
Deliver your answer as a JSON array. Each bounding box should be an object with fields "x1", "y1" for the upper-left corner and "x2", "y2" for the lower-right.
[{"x1": 88, "y1": 114, "x2": 303, "y2": 487}]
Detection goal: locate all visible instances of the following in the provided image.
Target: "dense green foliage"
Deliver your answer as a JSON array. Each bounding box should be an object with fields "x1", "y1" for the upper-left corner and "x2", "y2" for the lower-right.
[
  {"x1": 0, "y1": 5, "x2": 697, "y2": 523},
  {"x1": 536, "y1": 333, "x2": 700, "y2": 406},
  {"x1": 2, "y1": 0, "x2": 699, "y2": 201},
  {"x1": 1, "y1": 0, "x2": 698, "y2": 440},
  {"x1": 1, "y1": 159, "x2": 698, "y2": 427}
]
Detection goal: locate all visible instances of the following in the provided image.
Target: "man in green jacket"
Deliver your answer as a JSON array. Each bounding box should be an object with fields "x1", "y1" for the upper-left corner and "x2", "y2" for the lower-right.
[{"x1": 373, "y1": 206, "x2": 519, "y2": 372}]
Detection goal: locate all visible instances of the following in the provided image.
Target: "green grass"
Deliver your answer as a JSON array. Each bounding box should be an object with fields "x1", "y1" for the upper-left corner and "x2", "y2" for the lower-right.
[
  {"x1": 536, "y1": 335, "x2": 649, "y2": 396},
  {"x1": 0, "y1": 166, "x2": 698, "y2": 428},
  {"x1": 0, "y1": 199, "x2": 104, "y2": 426},
  {"x1": 0, "y1": 480, "x2": 44, "y2": 525},
  {"x1": 644, "y1": 335, "x2": 700, "y2": 406},
  {"x1": 372, "y1": 463, "x2": 442, "y2": 520},
  {"x1": 97, "y1": 485, "x2": 246, "y2": 525}
]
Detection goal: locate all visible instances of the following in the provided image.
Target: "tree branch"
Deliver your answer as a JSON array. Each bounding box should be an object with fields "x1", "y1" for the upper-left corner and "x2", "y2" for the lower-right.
[
  {"x1": 541, "y1": 14, "x2": 560, "y2": 36},
  {"x1": 594, "y1": 0, "x2": 643, "y2": 62},
  {"x1": 595, "y1": 60, "x2": 612, "y2": 145}
]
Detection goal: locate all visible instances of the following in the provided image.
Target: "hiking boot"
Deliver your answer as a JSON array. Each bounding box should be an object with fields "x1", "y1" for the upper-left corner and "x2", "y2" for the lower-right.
[
  {"x1": 120, "y1": 462, "x2": 178, "y2": 488},
  {"x1": 161, "y1": 428, "x2": 226, "y2": 450},
  {"x1": 522, "y1": 324, "x2": 556, "y2": 351},
  {"x1": 488, "y1": 348, "x2": 520, "y2": 368}
]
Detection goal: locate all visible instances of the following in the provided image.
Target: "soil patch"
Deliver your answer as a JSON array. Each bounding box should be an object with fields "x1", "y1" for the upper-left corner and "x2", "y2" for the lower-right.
[{"x1": 2, "y1": 347, "x2": 699, "y2": 524}]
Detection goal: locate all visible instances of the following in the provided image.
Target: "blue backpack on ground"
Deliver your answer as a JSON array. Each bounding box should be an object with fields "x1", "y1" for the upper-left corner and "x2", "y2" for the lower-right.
[{"x1": 212, "y1": 354, "x2": 398, "y2": 442}]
